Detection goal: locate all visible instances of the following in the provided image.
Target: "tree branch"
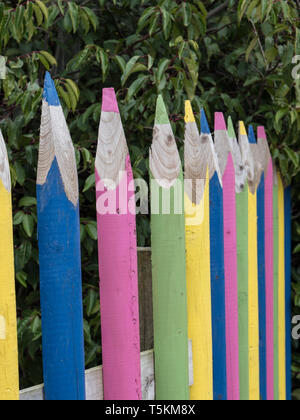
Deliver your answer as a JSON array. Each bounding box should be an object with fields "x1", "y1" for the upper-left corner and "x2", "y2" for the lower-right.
[{"x1": 207, "y1": 1, "x2": 230, "y2": 20}]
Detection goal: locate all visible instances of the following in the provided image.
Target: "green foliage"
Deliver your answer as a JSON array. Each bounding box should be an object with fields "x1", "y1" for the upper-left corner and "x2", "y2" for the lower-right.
[{"x1": 0, "y1": 0, "x2": 299, "y2": 394}]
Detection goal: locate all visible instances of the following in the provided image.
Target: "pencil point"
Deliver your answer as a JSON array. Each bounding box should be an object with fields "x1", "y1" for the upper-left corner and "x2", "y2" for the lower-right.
[
  {"x1": 43, "y1": 72, "x2": 60, "y2": 106},
  {"x1": 227, "y1": 116, "x2": 236, "y2": 139},
  {"x1": 185, "y1": 101, "x2": 195, "y2": 123},
  {"x1": 257, "y1": 126, "x2": 267, "y2": 140},
  {"x1": 215, "y1": 112, "x2": 227, "y2": 131},
  {"x1": 200, "y1": 109, "x2": 211, "y2": 134},
  {"x1": 155, "y1": 95, "x2": 169, "y2": 125},
  {"x1": 102, "y1": 88, "x2": 120, "y2": 113},
  {"x1": 248, "y1": 125, "x2": 256, "y2": 144}
]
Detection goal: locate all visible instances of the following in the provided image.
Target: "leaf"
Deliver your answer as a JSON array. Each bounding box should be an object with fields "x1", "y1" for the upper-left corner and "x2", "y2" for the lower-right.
[
  {"x1": 19, "y1": 196, "x2": 37, "y2": 207},
  {"x1": 13, "y1": 211, "x2": 25, "y2": 225},
  {"x1": 96, "y1": 48, "x2": 109, "y2": 82},
  {"x1": 83, "y1": 174, "x2": 95, "y2": 192},
  {"x1": 16, "y1": 271, "x2": 27, "y2": 288},
  {"x1": 86, "y1": 223, "x2": 98, "y2": 241},
  {"x1": 35, "y1": 0, "x2": 48, "y2": 23},
  {"x1": 65, "y1": 78, "x2": 80, "y2": 102},
  {"x1": 22, "y1": 214, "x2": 34, "y2": 237},
  {"x1": 246, "y1": 37, "x2": 258, "y2": 61},
  {"x1": 82, "y1": 7, "x2": 98, "y2": 31},
  {"x1": 156, "y1": 58, "x2": 170, "y2": 85},
  {"x1": 137, "y1": 7, "x2": 155, "y2": 33},
  {"x1": 121, "y1": 56, "x2": 146, "y2": 86},
  {"x1": 68, "y1": 2, "x2": 79, "y2": 33},
  {"x1": 33, "y1": 3, "x2": 43, "y2": 26},
  {"x1": 126, "y1": 75, "x2": 149, "y2": 100},
  {"x1": 39, "y1": 51, "x2": 57, "y2": 67}
]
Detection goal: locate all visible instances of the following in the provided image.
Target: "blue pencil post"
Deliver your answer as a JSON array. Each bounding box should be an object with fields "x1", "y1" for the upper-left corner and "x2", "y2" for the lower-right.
[
  {"x1": 201, "y1": 110, "x2": 227, "y2": 400},
  {"x1": 36, "y1": 72, "x2": 85, "y2": 400},
  {"x1": 284, "y1": 186, "x2": 292, "y2": 401}
]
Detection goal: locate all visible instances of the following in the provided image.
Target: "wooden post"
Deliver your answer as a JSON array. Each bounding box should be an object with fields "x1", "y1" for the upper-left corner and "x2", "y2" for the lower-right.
[
  {"x1": 0, "y1": 130, "x2": 19, "y2": 400},
  {"x1": 150, "y1": 95, "x2": 189, "y2": 400},
  {"x1": 228, "y1": 118, "x2": 249, "y2": 400},
  {"x1": 184, "y1": 101, "x2": 213, "y2": 400},
  {"x1": 95, "y1": 88, "x2": 141, "y2": 400},
  {"x1": 257, "y1": 126, "x2": 274, "y2": 401},
  {"x1": 214, "y1": 113, "x2": 239, "y2": 401},
  {"x1": 278, "y1": 173, "x2": 286, "y2": 400},
  {"x1": 238, "y1": 122, "x2": 260, "y2": 400},
  {"x1": 200, "y1": 109, "x2": 227, "y2": 400},
  {"x1": 37, "y1": 72, "x2": 85, "y2": 400},
  {"x1": 247, "y1": 125, "x2": 260, "y2": 400},
  {"x1": 273, "y1": 168, "x2": 280, "y2": 400},
  {"x1": 284, "y1": 185, "x2": 292, "y2": 401}
]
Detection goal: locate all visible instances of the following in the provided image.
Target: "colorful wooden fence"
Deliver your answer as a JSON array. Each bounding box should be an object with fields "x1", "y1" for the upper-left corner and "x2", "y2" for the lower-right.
[{"x1": 0, "y1": 78, "x2": 293, "y2": 401}]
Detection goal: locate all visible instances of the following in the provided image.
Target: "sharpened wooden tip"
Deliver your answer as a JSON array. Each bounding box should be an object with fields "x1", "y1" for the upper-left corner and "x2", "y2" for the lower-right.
[
  {"x1": 257, "y1": 126, "x2": 267, "y2": 140},
  {"x1": 43, "y1": 72, "x2": 60, "y2": 107},
  {"x1": 155, "y1": 95, "x2": 169, "y2": 125},
  {"x1": 239, "y1": 121, "x2": 247, "y2": 136},
  {"x1": 227, "y1": 117, "x2": 236, "y2": 139},
  {"x1": 200, "y1": 109, "x2": 211, "y2": 134},
  {"x1": 102, "y1": 88, "x2": 120, "y2": 113},
  {"x1": 214, "y1": 112, "x2": 227, "y2": 131},
  {"x1": 185, "y1": 101, "x2": 195, "y2": 123},
  {"x1": 248, "y1": 125, "x2": 256, "y2": 144}
]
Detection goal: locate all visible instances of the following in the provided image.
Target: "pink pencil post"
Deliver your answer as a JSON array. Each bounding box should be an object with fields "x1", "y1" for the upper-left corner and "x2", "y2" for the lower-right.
[
  {"x1": 258, "y1": 126, "x2": 274, "y2": 400},
  {"x1": 215, "y1": 112, "x2": 240, "y2": 400},
  {"x1": 95, "y1": 88, "x2": 141, "y2": 400}
]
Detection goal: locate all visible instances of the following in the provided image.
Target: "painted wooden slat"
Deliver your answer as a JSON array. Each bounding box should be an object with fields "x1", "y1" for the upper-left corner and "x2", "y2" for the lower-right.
[
  {"x1": 20, "y1": 346, "x2": 194, "y2": 401},
  {"x1": 257, "y1": 126, "x2": 274, "y2": 401},
  {"x1": 0, "y1": 130, "x2": 19, "y2": 401},
  {"x1": 284, "y1": 186, "x2": 292, "y2": 401},
  {"x1": 257, "y1": 164, "x2": 267, "y2": 401},
  {"x1": 184, "y1": 101, "x2": 213, "y2": 400},
  {"x1": 273, "y1": 168, "x2": 279, "y2": 400},
  {"x1": 247, "y1": 126, "x2": 260, "y2": 400},
  {"x1": 95, "y1": 88, "x2": 141, "y2": 400},
  {"x1": 239, "y1": 122, "x2": 259, "y2": 400},
  {"x1": 200, "y1": 109, "x2": 227, "y2": 400},
  {"x1": 214, "y1": 113, "x2": 239, "y2": 401},
  {"x1": 36, "y1": 72, "x2": 85, "y2": 400},
  {"x1": 278, "y1": 173, "x2": 286, "y2": 400},
  {"x1": 150, "y1": 95, "x2": 189, "y2": 400},
  {"x1": 228, "y1": 118, "x2": 249, "y2": 400}
]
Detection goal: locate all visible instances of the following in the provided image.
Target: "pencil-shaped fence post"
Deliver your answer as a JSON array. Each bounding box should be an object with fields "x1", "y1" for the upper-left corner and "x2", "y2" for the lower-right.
[
  {"x1": 214, "y1": 113, "x2": 239, "y2": 401},
  {"x1": 200, "y1": 109, "x2": 227, "y2": 400},
  {"x1": 247, "y1": 125, "x2": 261, "y2": 400},
  {"x1": 150, "y1": 95, "x2": 189, "y2": 400},
  {"x1": 273, "y1": 168, "x2": 280, "y2": 400},
  {"x1": 228, "y1": 119, "x2": 248, "y2": 400},
  {"x1": 284, "y1": 185, "x2": 292, "y2": 401},
  {"x1": 95, "y1": 88, "x2": 141, "y2": 400},
  {"x1": 184, "y1": 102, "x2": 213, "y2": 400},
  {"x1": 257, "y1": 126, "x2": 274, "y2": 401},
  {"x1": 37, "y1": 72, "x2": 85, "y2": 400},
  {"x1": 278, "y1": 173, "x2": 286, "y2": 400},
  {"x1": 238, "y1": 122, "x2": 260, "y2": 400},
  {"x1": 0, "y1": 130, "x2": 19, "y2": 401}
]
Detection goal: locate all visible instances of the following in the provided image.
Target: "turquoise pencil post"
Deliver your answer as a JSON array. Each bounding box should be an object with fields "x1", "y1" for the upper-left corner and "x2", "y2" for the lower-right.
[{"x1": 36, "y1": 72, "x2": 85, "y2": 400}]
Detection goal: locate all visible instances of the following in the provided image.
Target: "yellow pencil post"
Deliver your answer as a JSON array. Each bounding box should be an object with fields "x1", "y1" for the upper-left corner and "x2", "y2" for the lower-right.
[
  {"x1": 278, "y1": 173, "x2": 286, "y2": 401},
  {"x1": 248, "y1": 189, "x2": 260, "y2": 400},
  {"x1": 0, "y1": 130, "x2": 19, "y2": 400},
  {"x1": 184, "y1": 102, "x2": 213, "y2": 400}
]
